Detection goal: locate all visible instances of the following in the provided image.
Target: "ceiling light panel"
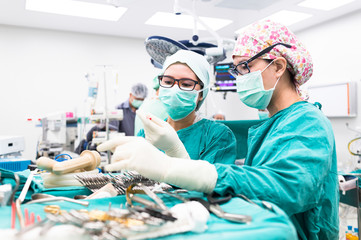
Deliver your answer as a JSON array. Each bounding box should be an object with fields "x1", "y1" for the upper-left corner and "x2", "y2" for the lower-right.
[
  {"x1": 235, "y1": 10, "x2": 312, "y2": 35},
  {"x1": 298, "y1": 0, "x2": 355, "y2": 11},
  {"x1": 145, "y1": 12, "x2": 233, "y2": 31},
  {"x1": 216, "y1": 0, "x2": 280, "y2": 10},
  {"x1": 263, "y1": 10, "x2": 312, "y2": 26},
  {"x1": 26, "y1": 0, "x2": 127, "y2": 21}
]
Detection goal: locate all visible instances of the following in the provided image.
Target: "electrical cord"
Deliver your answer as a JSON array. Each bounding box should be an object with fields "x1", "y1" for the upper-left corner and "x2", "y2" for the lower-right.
[{"x1": 348, "y1": 137, "x2": 361, "y2": 156}]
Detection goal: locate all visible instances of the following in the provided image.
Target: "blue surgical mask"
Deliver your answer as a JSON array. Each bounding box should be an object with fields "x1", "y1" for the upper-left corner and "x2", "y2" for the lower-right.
[
  {"x1": 158, "y1": 87, "x2": 199, "y2": 121},
  {"x1": 131, "y1": 99, "x2": 143, "y2": 109},
  {"x1": 236, "y1": 61, "x2": 279, "y2": 110},
  {"x1": 258, "y1": 112, "x2": 269, "y2": 120}
]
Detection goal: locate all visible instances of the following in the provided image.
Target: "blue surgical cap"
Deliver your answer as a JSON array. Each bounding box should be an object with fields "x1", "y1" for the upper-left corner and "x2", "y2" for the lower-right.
[
  {"x1": 131, "y1": 83, "x2": 148, "y2": 99},
  {"x1": 162, "y1": 50, "x2": 211, "y2": 110}
]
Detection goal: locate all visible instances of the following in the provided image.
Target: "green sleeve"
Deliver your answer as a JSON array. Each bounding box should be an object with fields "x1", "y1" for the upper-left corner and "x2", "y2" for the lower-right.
[
  {"x1": 200, "y1": 124, "x2": 237, "y2": 165},
  {"x1": 213, "y1": 113, "x2": 336, "y2": 216}
]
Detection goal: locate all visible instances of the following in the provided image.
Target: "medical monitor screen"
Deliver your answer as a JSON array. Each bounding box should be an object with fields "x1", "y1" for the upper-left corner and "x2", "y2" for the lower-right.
[{"x1": 213, "y1": 63, "x2": 236, "y2": 92}]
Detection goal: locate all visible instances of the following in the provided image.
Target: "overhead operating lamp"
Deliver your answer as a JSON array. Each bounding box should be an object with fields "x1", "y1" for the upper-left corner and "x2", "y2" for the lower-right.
[
  {"x1": 145, "y1": 0, "x2": 230, "y2": 68},
  {"x1": 145, "y1": 36, "x2": 189, "y2": 68}
]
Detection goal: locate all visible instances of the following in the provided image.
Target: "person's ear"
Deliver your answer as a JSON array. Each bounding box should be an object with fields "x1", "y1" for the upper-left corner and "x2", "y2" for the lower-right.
[
  {"x1": 273, "y1": 57, "x2": 287, "y2": 79},
  {"x1": 195, "y1": 93, "x2": 203, "y2": 110},
  {"x1": 197, "y1": 92, "x2": 203, "y2": 103}
]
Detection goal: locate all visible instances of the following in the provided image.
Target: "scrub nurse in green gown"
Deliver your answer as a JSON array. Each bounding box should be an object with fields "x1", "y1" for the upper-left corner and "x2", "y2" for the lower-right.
[
  {"x1": 136, "y1": 50, "x2": 236, "y2": 164},
  {"x1": 98, "y1": 20, "x2": 338, "y2": 240}
]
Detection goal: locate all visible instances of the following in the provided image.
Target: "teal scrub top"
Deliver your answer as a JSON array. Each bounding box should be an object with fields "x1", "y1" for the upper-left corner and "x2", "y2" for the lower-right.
[
  {"x1": 138, "y1": 118, "x2": 236, "y2": 164},
  {"x1": 214, "y1": 101, "x2": 339, "y2": 240}
]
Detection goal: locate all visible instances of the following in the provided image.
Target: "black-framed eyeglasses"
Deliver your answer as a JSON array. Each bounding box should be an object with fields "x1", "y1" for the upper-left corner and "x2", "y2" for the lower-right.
[
  {"x1": 229, "y1": 42, "x2": 292, "y2": 77},
  {"x1": 158, "y1": 75, "x2": 203, "y2": 91}
]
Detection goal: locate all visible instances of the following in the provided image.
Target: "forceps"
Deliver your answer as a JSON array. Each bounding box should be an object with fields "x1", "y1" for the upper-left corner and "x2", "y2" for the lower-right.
[{"x1": 190, "y1": 192, "x2": 252, "y2": 224}]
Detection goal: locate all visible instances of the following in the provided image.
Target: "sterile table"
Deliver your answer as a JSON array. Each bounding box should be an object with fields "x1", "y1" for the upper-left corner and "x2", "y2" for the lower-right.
[{"x1": 0, "y1": 169, "x2": 297, "y2": 239}]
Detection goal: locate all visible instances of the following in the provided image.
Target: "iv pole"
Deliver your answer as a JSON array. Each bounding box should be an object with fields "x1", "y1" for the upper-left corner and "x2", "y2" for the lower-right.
[{"x1": 102, "y1": 65, "x2": 111, "y2": 165}]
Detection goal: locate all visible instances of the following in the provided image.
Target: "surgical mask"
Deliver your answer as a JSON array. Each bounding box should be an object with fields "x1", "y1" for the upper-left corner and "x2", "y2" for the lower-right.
[
  {"x1": 258, "y1": 112, "x2": 269, "y2": 120},
  {"x1": 131, "y1": 99, "x2": 143, "y2": 109},
  {"x1": 159, "y1": 87, "x2": 199, "y2": 121},
  {"x1": 236, "y1": 61, "x2": 279, "y2": 110}
]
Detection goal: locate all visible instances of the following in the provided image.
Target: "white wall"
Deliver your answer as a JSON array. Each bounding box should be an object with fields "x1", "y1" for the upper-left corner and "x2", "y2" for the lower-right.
[
  {"x1": 1, "y1": 8, "x2": 361, "y2": 163},
  {"x1": 204, "y1": 90, "x2": 258, "y2": 120},
  {"x1": 0, "y1": 25, "x2": 159, "y2": 160},
  {"x1": 296, "y1": 9, "x2": 361, "y2": 167}
]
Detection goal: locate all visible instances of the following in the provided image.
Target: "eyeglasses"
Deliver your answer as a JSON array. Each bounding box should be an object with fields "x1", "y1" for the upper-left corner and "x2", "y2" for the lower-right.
[
  {"x1": 229, "y1": 42, "x2": 292, "y2": 77},
  {"x1": 158, "y1": 75, "x2": 203, "y2": 91}
]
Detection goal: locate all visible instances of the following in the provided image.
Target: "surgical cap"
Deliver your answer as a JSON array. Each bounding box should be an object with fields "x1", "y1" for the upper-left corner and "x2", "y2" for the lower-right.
[
  {"x1": 233, "y1": 20, "x2": 313, "y2": 87},
  {"x1": 131, "y1": 83, "x2": 148, "y2": 99},
  {"x1": 162, "y1": 50, "x2": 211, "y2": 110},
  {"x1": 152, "y1": 75, "x2": 160, "y2": 90}
]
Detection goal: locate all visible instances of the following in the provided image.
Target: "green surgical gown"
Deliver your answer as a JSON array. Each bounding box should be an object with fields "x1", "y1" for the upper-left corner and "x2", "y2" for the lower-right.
[
  {"x1": 214, "y1": 101, "x2": 339, "y2": 240},
  {"x1": 138, "y1": 118, "x2": 236, "y2": 164}
]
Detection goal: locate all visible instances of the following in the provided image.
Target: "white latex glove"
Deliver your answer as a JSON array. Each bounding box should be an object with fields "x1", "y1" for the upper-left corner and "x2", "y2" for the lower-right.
[
  {"x1": 97, "y1": 137, "x2": 217, "y2": 193},
  {"x1": 136, "y1": 110, "x2": 190, "y2": 159}
]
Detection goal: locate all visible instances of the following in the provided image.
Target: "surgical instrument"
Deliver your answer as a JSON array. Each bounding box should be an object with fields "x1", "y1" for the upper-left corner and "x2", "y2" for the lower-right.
[
  {"x1": 25, "y1": 193, "x2": 89, "y2": 206},
  {"x1": 161, "y1": 191, "x2": 252, "y2": 224},
  {"x1": 75, "y1": 171, "x2": 171, "y2": 195},
  {"x1": 37, "y1": 150, "x2": 101, "y2": 175},
  {"x1": 190, "y1": 193, "x2": 252, "y2": 224},
  {"x1": 18, "y1": 168, "x2": 39, "y2": 204},
  {"x1": 9, "y1": 173, "x2": 22, "y2": 229}
]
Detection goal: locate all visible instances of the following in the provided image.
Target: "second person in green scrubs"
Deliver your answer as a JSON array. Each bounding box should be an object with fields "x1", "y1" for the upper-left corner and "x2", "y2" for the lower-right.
[{"x1": 137, "y1": 50, "x2": 236, "y2": 165}]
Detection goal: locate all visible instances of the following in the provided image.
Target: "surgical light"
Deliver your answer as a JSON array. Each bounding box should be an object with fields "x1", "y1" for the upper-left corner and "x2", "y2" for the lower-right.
[{"x1": 26, "y1": 0, "x2": 127, "y2": 21}]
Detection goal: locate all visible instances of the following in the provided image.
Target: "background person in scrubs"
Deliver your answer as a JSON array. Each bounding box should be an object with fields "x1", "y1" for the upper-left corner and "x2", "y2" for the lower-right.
[
  {"x1": 137, "y1": 50, "x2": 236, "y2": 164},
  {"x1": 110, "y1": 83, "x2": 148, "y2": 136},
  {"x1": 98, "y1": 20, "x2": 338, "y2": 239},
  {"x1": 212, "y1": 112, "x2": 226, "y2": 120},
  {"x1": 76, "y1": 83, "x2": 148, "y2": 152}
]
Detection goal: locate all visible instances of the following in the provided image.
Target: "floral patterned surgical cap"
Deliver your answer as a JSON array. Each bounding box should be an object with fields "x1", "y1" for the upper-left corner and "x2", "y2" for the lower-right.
[{"x1": 233, "y1": 20, "x2": 313, "y2": 88}]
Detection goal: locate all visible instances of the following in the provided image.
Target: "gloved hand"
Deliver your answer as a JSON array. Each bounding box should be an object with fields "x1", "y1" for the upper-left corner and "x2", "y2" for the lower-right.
[
  {"x1": 97, "y1": 137, "x2": 217, "y2": 193},
  {"x1": 136, "y1": 110, "x2": 190, "y2": 159}
]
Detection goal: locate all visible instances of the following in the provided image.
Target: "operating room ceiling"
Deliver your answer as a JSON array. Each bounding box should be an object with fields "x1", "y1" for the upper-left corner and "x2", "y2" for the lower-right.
[{"x1": 0, "y1": 0, "x2": 361, "y2": 42}]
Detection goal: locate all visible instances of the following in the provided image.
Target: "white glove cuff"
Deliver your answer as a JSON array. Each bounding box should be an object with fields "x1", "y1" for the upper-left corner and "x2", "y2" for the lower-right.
[{"x1": 164, "y1": 158, "x2": 218, "y2": 193}]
